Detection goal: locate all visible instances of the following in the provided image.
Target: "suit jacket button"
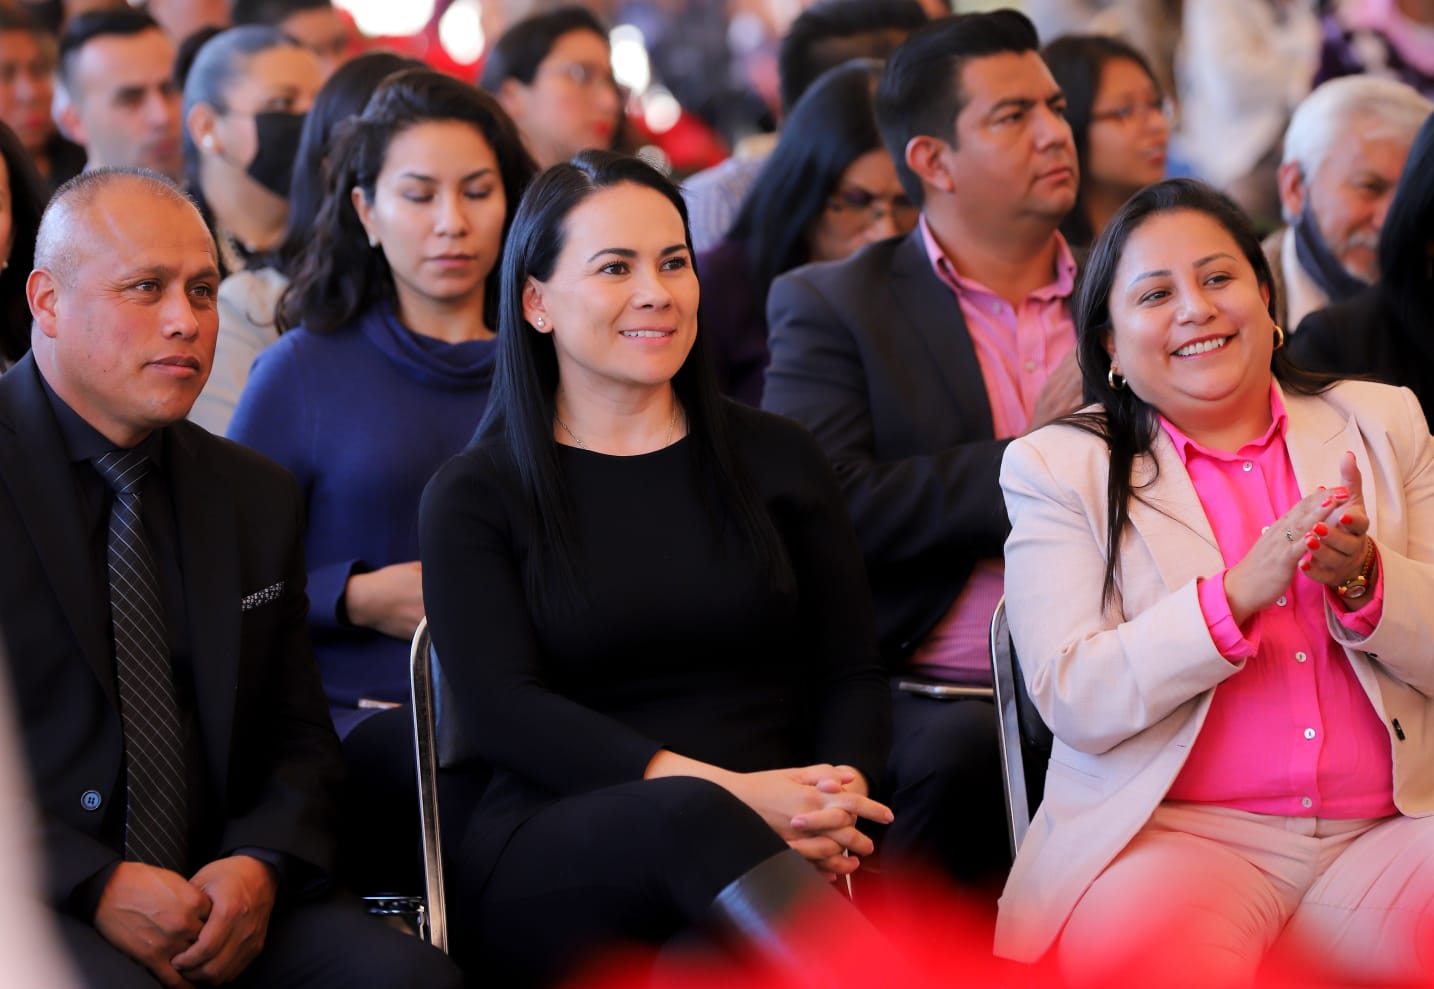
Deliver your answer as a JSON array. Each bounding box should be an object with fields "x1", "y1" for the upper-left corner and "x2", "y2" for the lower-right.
[{"x1": 80, "y1": 790, "x2": 102, "y2": 812}]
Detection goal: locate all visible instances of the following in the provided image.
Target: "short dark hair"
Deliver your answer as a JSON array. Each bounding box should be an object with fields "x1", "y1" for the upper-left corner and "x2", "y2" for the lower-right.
[
  {"x1": 0, "y1": 121, "x2": 48, "y2": 363},
  {"x1": 231, "y1": 0, "x2": 332, "y2": 26},
  {"x1": 0, "y1": 6, "x2": 46, "y2": 37},
  {"x1": 1377, "y1": 111, "x2": 1434, "y2": 353},
  {"x1": 776, "y1": 0, "x2": 925, "y2": 114},
  {"x1": 726, "y1": 59, "x2": 886, "y2": 299},
  {"x1": 478, "y1": 5, "x2": 606, "y2": 92},
  {"x1": 57, "y1": 9, "x2": 163, "y2": 92},
  {"x1": 1042, "y1": 33, "x2": 1161, "y2": 246},
  {"x1": 276, "y1": 50, "x2": 425, "y2": 278},
  {"x1": 876, "y1": 8, "x2": 1040, "y2": 204},
  {"x1": 479, "y1": 150, "x2": 793, "y2": 611},
  {"x1": 280, "y1": 68, "x2": 536, "y2": 335}
]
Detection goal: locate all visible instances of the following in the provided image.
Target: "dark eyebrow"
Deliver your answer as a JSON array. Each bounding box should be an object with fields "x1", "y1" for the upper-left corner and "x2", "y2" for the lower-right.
[
  {"x1": 124, "y1": 262, "x2": 221, "y2": 282},
  {"x1": 396, "y1": 168, "x2": 495, "y2": 183},
  {"x1": 987, "y1": 97, "x2": 1035, "y2": 118},
  {"x1": 1125, "y1": 252, "x2": 1239, "y2": 289},
  {"x1": 587, "y1": 247, "x2": 636, "y2": 262},
  {"x1": 585, "y1": 244, "x2": 689, "y2": 263}
]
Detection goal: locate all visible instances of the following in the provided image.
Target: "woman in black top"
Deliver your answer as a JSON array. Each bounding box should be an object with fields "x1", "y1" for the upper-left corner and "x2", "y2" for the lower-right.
[
  {"x1": 420, "y1": 151, "x2": 892, "y2": 986},
  {"x1": 1290, "y1": 112, "x2": 1434, "y2": 427}
]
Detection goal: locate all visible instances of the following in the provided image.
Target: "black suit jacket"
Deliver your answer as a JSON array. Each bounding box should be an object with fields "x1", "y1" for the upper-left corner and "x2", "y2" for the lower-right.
[
  {"x1": 1291, "y1": 285, "x2": 1434, "y2": 432},
  {"x1": 762, "y1": 230, "x2": 1024, "y2": 663},
  {"x1": 0, "y1": 355, "x2": 343, "y2": 907}
]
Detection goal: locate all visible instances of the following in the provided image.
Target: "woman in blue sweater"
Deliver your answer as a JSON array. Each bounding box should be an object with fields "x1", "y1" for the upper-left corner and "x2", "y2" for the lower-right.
[{"x1": 228, "y1": 68, "x2": 536, "y2": 888}]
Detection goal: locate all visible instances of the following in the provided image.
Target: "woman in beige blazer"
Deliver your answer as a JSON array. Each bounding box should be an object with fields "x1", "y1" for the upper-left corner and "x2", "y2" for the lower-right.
[{"x1": 997, "y1": 178, "x2": 1434, "y2": 987}]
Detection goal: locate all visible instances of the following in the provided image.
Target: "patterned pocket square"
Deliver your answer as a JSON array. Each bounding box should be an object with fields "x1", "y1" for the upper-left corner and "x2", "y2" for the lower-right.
[{"x1": 241, "y1": 582, "x2": 285, "y2": 611}]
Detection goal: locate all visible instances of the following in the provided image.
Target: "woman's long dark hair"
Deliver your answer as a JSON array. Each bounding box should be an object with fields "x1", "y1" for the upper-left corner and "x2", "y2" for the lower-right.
[
  {"x1": 279, "y1": 68, "x2": 536, "y2": 334},
  {"x1": 1041, "y1": 34, "x2": 1161, "y2": 248},
  {"x1": 479, "y1": 150, "x2": 794, "y2": 613},
  {"x1": 1377, "y1": 111, "x2": 1434, "y2": 366},
  {"x1": 1064, "y1": 178, "x2": 1334, "y2": 608},
  {"x1": 723, "y1": 58, "x2": 885, "y2": 303},
  {"x1": 274, "y1": 50, "x2": 424, "y2": 281},
  {"x1": 0, "y1": 121, "x2": 47, "y2": 363}
]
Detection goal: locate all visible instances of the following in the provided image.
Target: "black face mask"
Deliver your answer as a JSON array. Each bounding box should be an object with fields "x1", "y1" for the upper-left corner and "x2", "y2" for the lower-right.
[
  {"x1": 246, "y1": 110, "x2": 305, "y2": 198},
  {"x1": 1291, "y1": 201, "x2": 1368, "y2": 305}
]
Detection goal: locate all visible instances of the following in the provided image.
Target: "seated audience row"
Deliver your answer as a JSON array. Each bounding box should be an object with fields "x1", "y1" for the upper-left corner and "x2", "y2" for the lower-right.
[{"x1": 2, "y1": 2, "x2": 1432, "y2": 985}]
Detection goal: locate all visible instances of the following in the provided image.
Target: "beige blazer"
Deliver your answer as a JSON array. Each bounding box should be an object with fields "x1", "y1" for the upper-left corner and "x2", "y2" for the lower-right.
[{"x1": 994, "y1": 379, "x2": 1434, "y2": 962}]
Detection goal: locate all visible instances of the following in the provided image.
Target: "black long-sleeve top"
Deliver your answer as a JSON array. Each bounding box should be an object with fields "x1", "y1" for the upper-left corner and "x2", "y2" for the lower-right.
[{"x1": 419, "y1": 400, "x2": 890, "y2": 888}]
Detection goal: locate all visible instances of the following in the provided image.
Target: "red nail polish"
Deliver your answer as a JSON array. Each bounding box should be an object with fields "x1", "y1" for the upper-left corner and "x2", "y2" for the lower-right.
[
  {"x1": 1320, "y1": 496, "x2": 1333, "y2": 507},
  {"x1": 1306, "y1": 535, "x2": 1321, "y2": 550},
  {"x1": 1313, "y1": 523, "x2": 1329, "y2": 536},
  {"x1": 1340, "y1": 513, "x2": 1354, "y2": 525},
  {"x1": 1317, "y1": 485, "x2": 1327, "y2": 491},
  {"x1": 1334, "y1": 487, "x2": 1350, "y2": 499},
  {"x1": 1299, "y1": 559, "x2": 1312, "y2": 572}
]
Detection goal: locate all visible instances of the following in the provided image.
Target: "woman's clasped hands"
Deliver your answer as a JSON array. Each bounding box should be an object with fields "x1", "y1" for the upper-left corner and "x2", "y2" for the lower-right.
[
  {"x1": 1223, "y1": 451, "x2": 1376, "y2": 625},
  {"x1": 728, "y1": 764, "x2": 894, "y2": 881}
]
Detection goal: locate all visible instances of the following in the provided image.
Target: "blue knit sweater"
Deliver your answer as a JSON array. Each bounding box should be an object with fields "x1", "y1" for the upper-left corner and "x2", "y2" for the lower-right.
[{"x1": 228, "y1": 301, "x2": 496, "y2": 733}]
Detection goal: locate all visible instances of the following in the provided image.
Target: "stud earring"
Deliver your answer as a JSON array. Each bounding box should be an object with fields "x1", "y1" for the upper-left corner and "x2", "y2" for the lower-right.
[
  {"x1": 367, "y1": 234, "x2": 378, "y2": 248},
  {"x1": 201, "y1": 134, "x2": 216, "y2": 152},
  {"x1": 535, "y1": 317, "x2": 544, "y2": 328}
]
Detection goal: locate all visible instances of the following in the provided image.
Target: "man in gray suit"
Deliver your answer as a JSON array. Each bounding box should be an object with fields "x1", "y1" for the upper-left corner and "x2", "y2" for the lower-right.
[{"x1": 763, "y1": 8, "x2": 1083, "y2": 883}]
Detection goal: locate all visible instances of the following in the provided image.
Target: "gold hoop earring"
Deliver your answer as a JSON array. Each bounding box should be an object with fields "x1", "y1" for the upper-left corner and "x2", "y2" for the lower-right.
[
  {"x1": 1272, "y1": 325, "x2": 1285, "y2": 351},
  {"x1": 1107, "y1": 367, "x2": 1126, "y2": 391}
]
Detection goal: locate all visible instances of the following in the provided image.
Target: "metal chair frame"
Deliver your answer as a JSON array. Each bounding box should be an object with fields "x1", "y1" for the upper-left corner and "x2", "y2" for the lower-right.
[
  {"x1": 990, "y1": 597, "x2": 1052, "y2": 857},
  {"x1": 408, "y1": 617, "x2": 448, "y2": 953}
]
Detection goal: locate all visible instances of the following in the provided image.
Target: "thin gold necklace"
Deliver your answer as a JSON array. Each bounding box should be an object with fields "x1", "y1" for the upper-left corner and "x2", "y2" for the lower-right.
[{"x1": 555, "y1": 404, "x2": 680, "y2": 451}]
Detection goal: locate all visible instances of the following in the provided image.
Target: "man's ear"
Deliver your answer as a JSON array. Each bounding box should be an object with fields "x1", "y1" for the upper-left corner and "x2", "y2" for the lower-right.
[
  {"x1": 56, "y1": 97, "x2": 85, "y2": 148},
  {"x1": 905, "y1": 135, "x2": 955, "y2": 196},
  {"x1": 522, "y1": 278, "x2": 550, "y2": 332},
  {"x1": 1276, "y1": 160, "x2": 1305, "y2": 223},
  {"x1": 27, "y1": 269, "x2": 60, "y2": 340},
  {"x1": 496, "y1": 78, "x2": 528, "y2": 122}
]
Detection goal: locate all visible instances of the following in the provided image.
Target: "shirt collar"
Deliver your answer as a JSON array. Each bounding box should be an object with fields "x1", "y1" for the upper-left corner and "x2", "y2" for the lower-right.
[
  {"x1": 919, "y1": 214, "x2": 1078, "y2": 302},
  {"x1": 1159, "y1": 382, "x2": 1288, "y2": 466},
  {"x1": 39, "y1": 369, "x2": 167, "y2": 469}
]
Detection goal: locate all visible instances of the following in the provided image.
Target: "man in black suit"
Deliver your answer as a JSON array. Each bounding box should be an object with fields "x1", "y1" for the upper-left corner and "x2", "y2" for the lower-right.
[
  {"x1": 0, "y1": 168, "x2": 459, "y2": 987},
  {"x1": 762, "y1": 10, "x2": 1084, "y2": 883}
]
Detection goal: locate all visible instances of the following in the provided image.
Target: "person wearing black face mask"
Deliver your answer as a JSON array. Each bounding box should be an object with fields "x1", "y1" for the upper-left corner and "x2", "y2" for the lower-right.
[{"x1": 182, "y1": 25, "x2": 321, "y2": 276}]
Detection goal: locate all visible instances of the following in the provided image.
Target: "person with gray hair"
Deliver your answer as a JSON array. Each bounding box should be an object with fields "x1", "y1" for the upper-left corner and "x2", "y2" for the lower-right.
[{"x1": 1264, "y1": 74, "x2": 1432, "y2": 331}]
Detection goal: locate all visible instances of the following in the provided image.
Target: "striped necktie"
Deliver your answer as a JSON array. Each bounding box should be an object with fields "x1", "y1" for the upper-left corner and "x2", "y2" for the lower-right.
[{"x1": 92, "y1": 449, "x2": 188, "y2": 874}]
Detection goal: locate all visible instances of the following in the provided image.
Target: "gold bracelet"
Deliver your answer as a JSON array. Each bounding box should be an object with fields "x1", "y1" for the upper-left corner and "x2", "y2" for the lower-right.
[{"x1": 1336, "y1": 537, "x2": 1377, "y2": 599}]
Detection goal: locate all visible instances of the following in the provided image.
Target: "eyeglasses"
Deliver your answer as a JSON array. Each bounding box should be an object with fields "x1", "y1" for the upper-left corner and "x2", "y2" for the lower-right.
[
  {"x1": 543, "y1": 61, "x2": 619, "y2": 92},
  {"x1": 826, "y1": 186, "x2": 920, "y2": 231},
  {"x1": 1089, "y1": 97, "x2": 1173, "y2": 127}
]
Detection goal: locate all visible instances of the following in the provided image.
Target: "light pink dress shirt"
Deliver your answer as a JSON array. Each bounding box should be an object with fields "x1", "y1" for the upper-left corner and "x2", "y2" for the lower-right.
[
  {"x1": 907, "y1": 217, "x2": 1077, "y2": 682},
  {"x1": 1160, "y1": 387, "x2": 1395, "y2": 818}
]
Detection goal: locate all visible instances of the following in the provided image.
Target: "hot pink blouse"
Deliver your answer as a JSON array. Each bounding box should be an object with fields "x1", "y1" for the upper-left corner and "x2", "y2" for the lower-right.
[
  {"x1": 907, "y1": 217, "x2": 1077, "y2": 681},
  {"x1": 1161, "y1": 388, "x2": 1394, "y2": 817}
]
